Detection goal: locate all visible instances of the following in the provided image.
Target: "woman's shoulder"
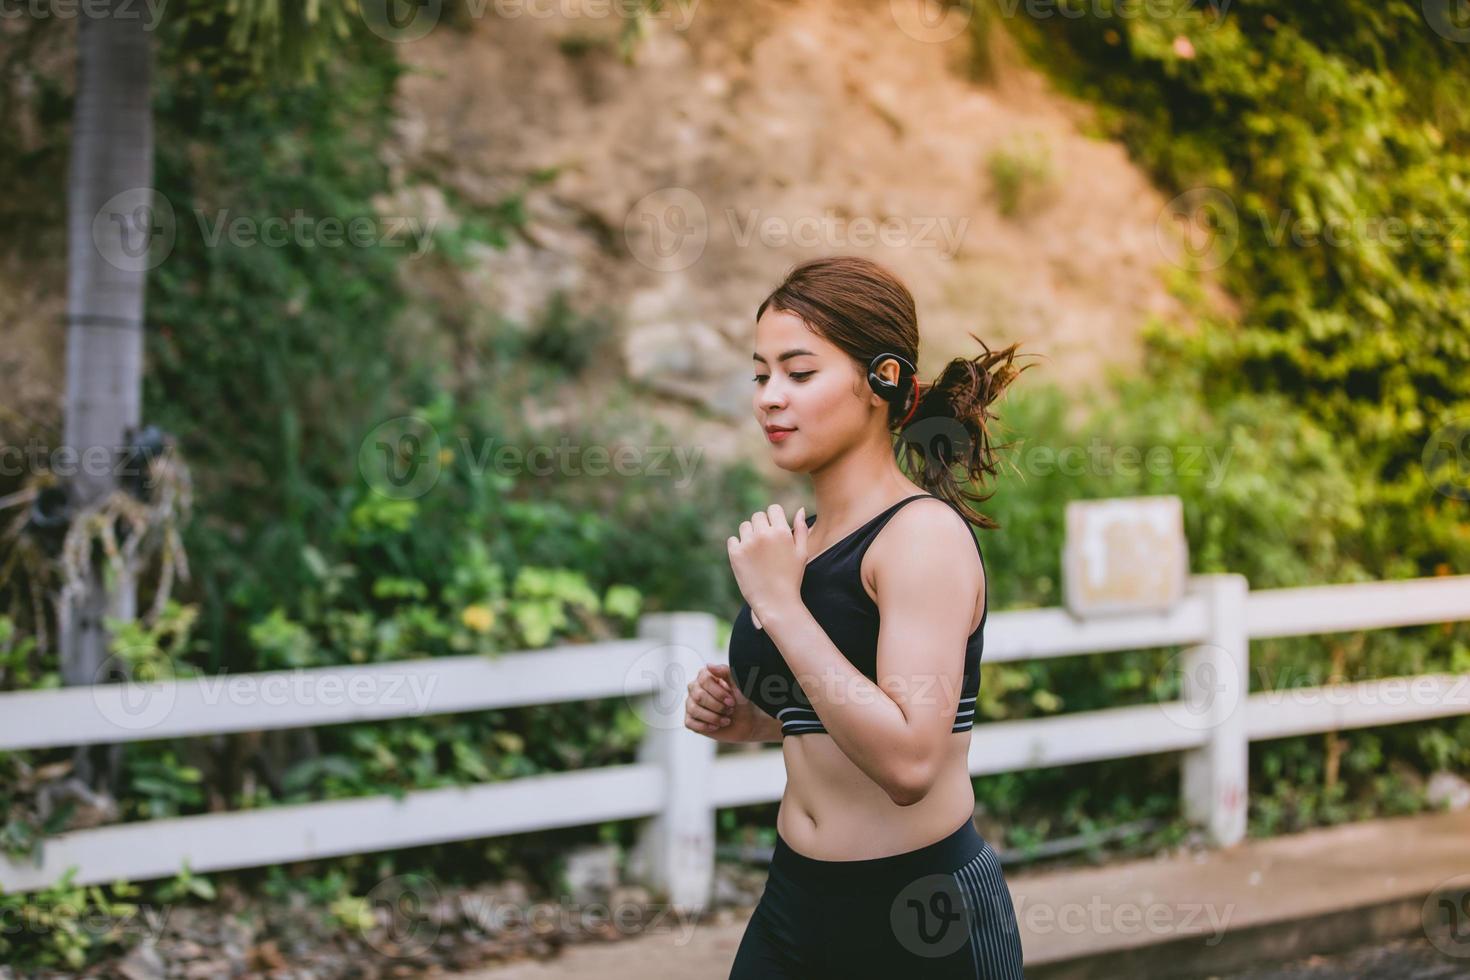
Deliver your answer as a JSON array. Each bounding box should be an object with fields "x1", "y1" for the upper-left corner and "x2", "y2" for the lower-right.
[
  {"x1": 867, "y1": 495, "x2": 983, "y2": 571},
  {"x1": 888, "y1": 493, "x2": 970, "y2": 531}
]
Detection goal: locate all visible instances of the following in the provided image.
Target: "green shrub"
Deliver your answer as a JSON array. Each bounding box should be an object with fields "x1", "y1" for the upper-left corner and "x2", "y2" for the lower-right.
[{"x1": 985, "y1": 135, "x2": 1056, "y2": 218}]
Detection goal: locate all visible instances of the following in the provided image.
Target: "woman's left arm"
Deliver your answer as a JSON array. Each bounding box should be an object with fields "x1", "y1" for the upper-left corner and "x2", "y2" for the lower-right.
[{"x1": 746, "y1": 501, "x2": 982, "y2": 806}]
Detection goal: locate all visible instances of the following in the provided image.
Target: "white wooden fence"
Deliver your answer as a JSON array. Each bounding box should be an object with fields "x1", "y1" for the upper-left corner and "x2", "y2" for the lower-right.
[{"x1": 3, "y1": 572, "x2": 1469, "y2": 910}]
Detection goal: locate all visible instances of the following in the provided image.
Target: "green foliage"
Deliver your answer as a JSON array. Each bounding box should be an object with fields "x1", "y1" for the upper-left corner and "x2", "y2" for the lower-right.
[
  {"x1": 161, "y1": 0, "x2": 368, "y2": 92},
  {"x1": 125, "y1": 752, "x2": 205, "y2": 820},
  {"x1": 0, "y1": 615, "x2": 55, "y2": 692},
  {"x1": 327, "y1": 891, "x2": 376, "y2": 933},
  {"x1": 249, "y1": 607, "x2": 319, "y2": 670},
  {"x1": 425, "y1": 179, "x2": 546, "y2": 267},
  {"x1": 154, "y1": 860, "x2": 216, "y2": 903},
  {"x1": 902, "y1": 375, "x2": 1469, "y2": 846},
  {"x1": 0, "y1": 754, "x2": 79, "y2": 863},
  {"x1": 941, "y1": 0, "x2": 1470, "y2": 849},
  {"x1": 86, "y1": 359, "x2": 760, "y2": 822},
  {"x1": 521, "y1": 289, "x2": 617, "y2": 377},
  {"x1": 994, "y1": 0, "x2": 1470, "y2": 582},
  {"x1": 979, "y1": 376, "x2": 1366, "y2": 619},
  {"x1": 0, "y1": 17, "x2": 767, "y2": 943},
  {"x1": 1248, "y1": 724, "x2": 1441, "y2": 836},
  {"x1": 985, "y1": 135, "x2": 1056, "y2": 218},
  {"x1": 145, "y1": 34, "x2": 410, "y2": 672},
  {"x1": 105, "y1": 601, "x2": 200, "y2": 681},
  {"x1": 112, "y1": 9, "x2": 764, "y2": 843},
  {"x1": 262, "y1": 863, "x2": 354, "y2": 904},
  {"x1": 0, "y1": 872, "x2": 143, "y2": 971},
  {"x1": 0, "y1": 16, "x2": 69, "y2": 259},
  {"x1": 616, "y1": 0, "x2": 683, "y2": 62},
  {"x1": 972, "y1": 759, "x2": 1184, "y2": 860}
]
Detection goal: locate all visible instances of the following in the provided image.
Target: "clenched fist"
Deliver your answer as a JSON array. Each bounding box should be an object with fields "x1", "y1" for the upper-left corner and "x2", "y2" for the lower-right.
[
  {"x1": 727, "y1": 503, "x2": 809, "y2": 624},
  {"x1": 684, "y1": 662, "x2": 763, "y2": 742}
]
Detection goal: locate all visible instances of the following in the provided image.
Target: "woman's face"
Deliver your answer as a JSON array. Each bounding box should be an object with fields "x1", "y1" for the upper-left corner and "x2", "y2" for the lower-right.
[{"x1": 752, "y1": 307, "x2": 883, "y2": 471}]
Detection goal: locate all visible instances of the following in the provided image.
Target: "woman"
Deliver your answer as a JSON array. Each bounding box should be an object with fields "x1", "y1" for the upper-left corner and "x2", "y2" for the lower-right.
[{"x1": 683, "y1": 255, "x2": 1034, "y2": 979}]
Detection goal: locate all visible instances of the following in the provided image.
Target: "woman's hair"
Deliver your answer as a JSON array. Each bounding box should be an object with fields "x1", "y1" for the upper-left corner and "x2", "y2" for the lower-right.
[{"x1": 756, "y1": 254, "x2": 1036, "y2": 530}]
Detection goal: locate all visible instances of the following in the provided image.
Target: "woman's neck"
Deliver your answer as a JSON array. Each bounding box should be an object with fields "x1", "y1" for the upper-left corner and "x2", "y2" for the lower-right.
[{"x1": 807, "y1": 436, "x2": 925, "y2": 530}]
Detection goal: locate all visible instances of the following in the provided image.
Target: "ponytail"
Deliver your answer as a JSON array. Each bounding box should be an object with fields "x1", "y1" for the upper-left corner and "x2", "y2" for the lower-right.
[{"x1": 894, "y1": 333, "x2": 1037, "y2": 531}]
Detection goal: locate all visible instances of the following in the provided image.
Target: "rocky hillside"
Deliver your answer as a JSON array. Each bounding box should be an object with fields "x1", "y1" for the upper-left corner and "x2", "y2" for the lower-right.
[
  {"x1": 5, "y1": 0, "x2": 1233, "y2": 474},
  {"x1": 385, "y1": 0, "x2": 1231, "y2": 471}
]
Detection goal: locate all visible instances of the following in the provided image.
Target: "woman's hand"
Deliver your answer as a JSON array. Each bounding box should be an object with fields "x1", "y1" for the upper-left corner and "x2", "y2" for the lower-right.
[
  {"x1": 685, "y1": 663, "x2": 763, "y2": 742},
  {"x1": 727, "y1": 504, "x2": 809, "y2": 624}
]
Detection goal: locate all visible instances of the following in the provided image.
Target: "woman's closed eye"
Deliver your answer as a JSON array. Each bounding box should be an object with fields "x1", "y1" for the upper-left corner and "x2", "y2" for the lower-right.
[{"x1": 752, "y1": 372, "x2": 815, "y2": 383}]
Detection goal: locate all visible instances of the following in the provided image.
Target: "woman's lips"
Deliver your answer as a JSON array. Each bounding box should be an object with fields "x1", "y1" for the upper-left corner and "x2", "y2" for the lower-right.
[{"x1": 765, "y1": 427, "x2": 795, "y2": 443}]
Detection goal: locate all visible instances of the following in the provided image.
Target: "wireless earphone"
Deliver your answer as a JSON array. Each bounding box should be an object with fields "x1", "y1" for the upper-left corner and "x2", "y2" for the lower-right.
[{"x1": 867, "y1": 352, "x2": 922, "y2": 428}]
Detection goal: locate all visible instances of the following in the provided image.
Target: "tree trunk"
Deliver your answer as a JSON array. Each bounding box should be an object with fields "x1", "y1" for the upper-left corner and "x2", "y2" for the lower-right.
[{"x1": 61, "y1": 0, "x2": 154, "y2": 791}]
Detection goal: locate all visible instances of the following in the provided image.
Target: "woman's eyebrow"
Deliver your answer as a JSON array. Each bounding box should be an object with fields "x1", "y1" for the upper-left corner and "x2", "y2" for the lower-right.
[{"x1": 752, "y1": 348, "x2": 817, "y2": 364}]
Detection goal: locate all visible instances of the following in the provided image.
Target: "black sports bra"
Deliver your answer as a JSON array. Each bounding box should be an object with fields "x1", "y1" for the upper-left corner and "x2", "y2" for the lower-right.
[{"x1": 726, "y1": 493, "x2": 987, "y2": 737}]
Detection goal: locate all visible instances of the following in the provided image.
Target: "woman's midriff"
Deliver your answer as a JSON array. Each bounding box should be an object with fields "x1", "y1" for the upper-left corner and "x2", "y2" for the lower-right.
[
  {"x1": 775, "y1": 728, "x2": 976, "y2": 860},
  {"x1": 774, "y1": 506, "x2": 986, "y2": 858}
]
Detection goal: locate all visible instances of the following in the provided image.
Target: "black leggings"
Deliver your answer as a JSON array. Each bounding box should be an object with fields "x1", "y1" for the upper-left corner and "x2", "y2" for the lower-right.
[{"x1": 729, "y1": 817, "x2": 1025, "y2": 979}]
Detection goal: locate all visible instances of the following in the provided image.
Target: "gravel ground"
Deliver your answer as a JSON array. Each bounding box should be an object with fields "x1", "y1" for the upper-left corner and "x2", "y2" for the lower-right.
[{"x1": 1206, "y1": 937, "x2": 1470, "y2": 979}]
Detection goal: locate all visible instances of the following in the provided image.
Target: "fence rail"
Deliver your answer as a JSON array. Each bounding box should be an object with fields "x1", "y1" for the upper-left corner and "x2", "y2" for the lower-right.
[
  {"x1": 2, "y1": 574, "x2": 1469, "y2": 909},
  {"x1": 0, "y1": 639, "x2": 657, "y2": 751}
]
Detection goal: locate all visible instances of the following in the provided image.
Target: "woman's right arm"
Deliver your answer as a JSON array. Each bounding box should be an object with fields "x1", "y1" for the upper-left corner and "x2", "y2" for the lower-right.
[
  {"x1": 746, "y1": 706, "x2": 784, "y2": 743},
  {"x1": 685, "y1": 663, "x2": 785, "y2": 743}
]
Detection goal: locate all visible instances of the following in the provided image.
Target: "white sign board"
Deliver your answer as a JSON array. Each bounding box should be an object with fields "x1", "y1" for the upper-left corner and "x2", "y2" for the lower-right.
[{"x1": 1063, "y1": 496, "x2": 1189, "y2": 617}]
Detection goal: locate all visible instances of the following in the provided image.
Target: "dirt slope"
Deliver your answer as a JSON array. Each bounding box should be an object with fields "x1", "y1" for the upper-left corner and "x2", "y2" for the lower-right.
[{"x1": 387, "y1": 0, "x2": 1232, "y2": 467}]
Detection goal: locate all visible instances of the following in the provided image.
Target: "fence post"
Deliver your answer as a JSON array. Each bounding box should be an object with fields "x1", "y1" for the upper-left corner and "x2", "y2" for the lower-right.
[
  {"x1": 628, "y1": 611, "x2": 717, "y2": 914},
  {"x1": 1181, "y1": 573, "x2": 1250, "y2": 847}
]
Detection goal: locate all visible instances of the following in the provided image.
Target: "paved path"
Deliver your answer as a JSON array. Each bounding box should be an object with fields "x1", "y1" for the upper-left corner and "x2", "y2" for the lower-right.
[
  {"x1": 1217, "y1": 937, "x2": 1465, "y2": 978},
  {"x1": 456, "y1": 808, "x2": 1470, "y2": 979}
]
